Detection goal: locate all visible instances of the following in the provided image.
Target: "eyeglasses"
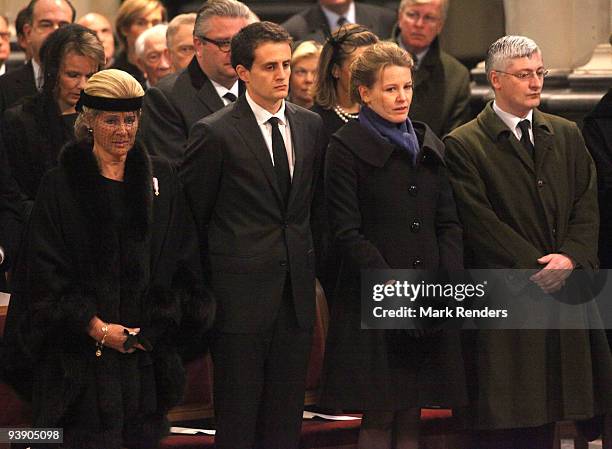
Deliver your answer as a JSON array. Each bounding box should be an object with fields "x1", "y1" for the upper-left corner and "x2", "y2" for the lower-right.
[
  {"x1": 197, "y1": 35, "x2": 231, "y2": 53},
  {"x1": 403, "y1": 10, "x2": 441, "y2": 25},
  {"x1": 495, "y1": 69, "x2": 549, "y2": 81}
]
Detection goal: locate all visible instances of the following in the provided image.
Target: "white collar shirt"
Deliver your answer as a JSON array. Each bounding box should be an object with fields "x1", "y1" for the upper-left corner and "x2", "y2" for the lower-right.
[
  {"x1": 245, "y1": 91, "x2": 294, "y2": 178},
  {"x1": 493, "y1": 100, "x2": 534, "y2": 145},
  {"x1": 210, "y1": 78, "x2": 240, "y2": 106}
]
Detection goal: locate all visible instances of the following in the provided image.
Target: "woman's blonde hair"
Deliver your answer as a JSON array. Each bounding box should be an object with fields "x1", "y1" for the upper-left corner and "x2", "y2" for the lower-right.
[
  {"x1": 116, "y1": 0, "x2": 167, "y2": 48},
  {"x1": 291, "y1": 40, "x2": 322, "y2": 66},
  {"x1": 314, "y1": 24, "x2": 378, "y2": 109},
  {"x1": 349, "y1": 41, "x2": 413, "y2": 105},
  {"x1": 74, "y1": 69, "x2": 145, "y2": 140}
]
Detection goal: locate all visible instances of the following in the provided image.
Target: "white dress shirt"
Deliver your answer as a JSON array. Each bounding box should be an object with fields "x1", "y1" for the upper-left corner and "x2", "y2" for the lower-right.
[
  {"x1": 493, "y1": 101, "x2": 534, "y2": 146},
  {"x1": 245, "y1": 91, "x2": 295, "y2": 178},
  {"x1": 32, "y1": 58, "x2": 43, "y2": 91},
  {"x1": 321, "y1": 1, "x2": 356, "y2": 31}
]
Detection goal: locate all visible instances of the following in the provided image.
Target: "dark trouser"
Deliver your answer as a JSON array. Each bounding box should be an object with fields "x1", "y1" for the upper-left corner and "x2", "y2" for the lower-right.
[
  {"x1": 474, "y1": 423, "x2": 556, "y2": 449},
  {"x1": 211, "y1": 284, "x2": 313, "y2": 449}
]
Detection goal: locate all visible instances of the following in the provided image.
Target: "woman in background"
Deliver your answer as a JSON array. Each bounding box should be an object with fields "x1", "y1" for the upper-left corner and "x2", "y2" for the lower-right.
[
  {"x1": 320, "y1": 42, "x2": 466, "y2": 449},
  {"x1": 1, "y1": 24, "x2": 104, "y2": 215},
  {"x1": 113, "y1": 0, "x2": 166, "y2": 87},
  {"x1": 310, "y1": 24, "x2": 378, "y2": 304},
  {"x1": 288, "y1": 40, "x2": 321, "y2": 109}
]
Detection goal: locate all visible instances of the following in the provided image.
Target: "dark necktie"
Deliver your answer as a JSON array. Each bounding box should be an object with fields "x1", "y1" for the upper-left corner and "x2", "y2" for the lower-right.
[
  {"x1": 518, "y1": 119, "x2": 535, "y2": 159},
  {"x1": 223, "y1": 92, "x2": 237, "y2": 103},
  {"x1": 268, "y1": 117, "x2": 291, "y2": 205}
]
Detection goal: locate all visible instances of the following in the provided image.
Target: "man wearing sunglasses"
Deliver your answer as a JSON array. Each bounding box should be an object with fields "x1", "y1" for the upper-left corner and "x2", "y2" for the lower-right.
[
  {"x1": 393, "y1": 0, "x2": 470, "y2": 137},
  {"x1": 140, "y1": 0, "x2": 256, "y2": 162},
  {"x1": 445, "y1": 35, "x2": 612, "y2": 449}
]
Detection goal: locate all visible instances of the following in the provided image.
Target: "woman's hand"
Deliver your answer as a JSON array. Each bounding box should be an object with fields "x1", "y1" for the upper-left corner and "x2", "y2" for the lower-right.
[{"x1": 87, "y1": 316, "x2": 146, "y2": 354}]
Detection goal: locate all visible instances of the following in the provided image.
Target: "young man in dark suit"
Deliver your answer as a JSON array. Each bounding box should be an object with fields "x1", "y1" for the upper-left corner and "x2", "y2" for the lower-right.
[
  {"x1": 0, "y1": 0, "x2": 75, "y2": 115},
  {"x1": 181, "y1": 21, "x2": 325, "y2": 449},
  {"x1": 139, "y1": 0, "x2": 255, "y2": 163}
]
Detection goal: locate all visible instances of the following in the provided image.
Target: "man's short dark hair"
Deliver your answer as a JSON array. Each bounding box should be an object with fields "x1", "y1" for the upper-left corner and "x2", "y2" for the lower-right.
[
  {"x1": 26, "y1": 0, "x2": 77, "y2": 25},
  {"x1": 15, "y1": 7, "x2": 31, "y2": 38},
  {"x1": 231, "y1": 21, "x2": 292, "y2": 70}
]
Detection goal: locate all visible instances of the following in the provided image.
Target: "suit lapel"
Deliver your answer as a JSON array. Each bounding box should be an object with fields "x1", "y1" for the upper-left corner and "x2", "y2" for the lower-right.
[
  {"x1": 285, "y1": 104, "x2": 303, "y2": 208},
  {"x1": 232, "y1": 97, "x2": 285, "y2": 208},
  {"x1": 187, "y1": 58, "x2": 225, "y2": 113}
]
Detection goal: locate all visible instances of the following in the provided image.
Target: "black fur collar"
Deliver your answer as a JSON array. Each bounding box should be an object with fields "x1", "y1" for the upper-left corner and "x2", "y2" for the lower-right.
[{"x1": 59, "y1": 138, "x2": 153, "y2": 241}]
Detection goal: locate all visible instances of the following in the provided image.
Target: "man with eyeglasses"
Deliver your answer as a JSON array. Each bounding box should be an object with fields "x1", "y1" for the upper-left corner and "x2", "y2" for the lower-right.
[
  {"x1": 0, "y1": 0, "x2": 75, "y2": 116},
  {"x1": 393, "y1": 0, "x2": 470, "y2": 137},
  {"x1": 135, "y1": 24, "x2": 173, "y2": 89},
  {"x1": 444, "y1": 35, "x2": 612, "y2": 449},
  {"x1": 281, "y1": 0, "x2": 396, "y2": 44},
  {"x1": 139, "y1": 0, "x2": 256, "y2": 163}
]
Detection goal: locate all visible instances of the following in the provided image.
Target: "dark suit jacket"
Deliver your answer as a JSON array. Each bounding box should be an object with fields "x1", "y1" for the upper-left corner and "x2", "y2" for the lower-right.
[
  {"x1": 0, "y1": 61, "x2": 37, "y2": 117},
  {"x1": 281, "y1": 2, "x2": 396, "y2": 42},
  {"x1": 0, "y1": 132, "x2": 24, "y2": 280},
  {"x1": 139, "y1": 57, "x2": 243, "y2": 163},
  {"x1": 180, "y1": 96, "x2": 325, "y2": 333}
]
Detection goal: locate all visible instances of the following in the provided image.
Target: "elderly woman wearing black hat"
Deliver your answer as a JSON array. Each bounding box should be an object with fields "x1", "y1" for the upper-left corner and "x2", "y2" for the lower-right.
[{"x1": 2, "y1": 68, "x2": 212, "y2": 449}]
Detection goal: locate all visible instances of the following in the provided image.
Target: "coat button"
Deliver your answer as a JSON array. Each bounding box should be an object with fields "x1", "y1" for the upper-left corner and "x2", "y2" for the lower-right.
[
  {"x1": 408, "y1": 185, "x2": 418, "y2": 196},
  {"x1": 413, "y1": 259, "x2": 422, "y2": 268},
  {"x1": 537, "y1": 179, "x2": 545, "y2": 187},
  {"x1": 411, "y1": 220, "x2": 421, "y2": 233},
  {"x1": 279, "y1": 261, "x2": 288, "y2": 267}
]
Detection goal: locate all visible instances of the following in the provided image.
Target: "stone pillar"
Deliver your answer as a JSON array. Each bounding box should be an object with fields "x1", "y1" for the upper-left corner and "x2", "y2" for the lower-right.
[
  {"x1": 470, "y1": 0, "x2": 611, "y2": 124},
  {"x1": 503, "y1": 0, "x2": 610, "y2": 72}
]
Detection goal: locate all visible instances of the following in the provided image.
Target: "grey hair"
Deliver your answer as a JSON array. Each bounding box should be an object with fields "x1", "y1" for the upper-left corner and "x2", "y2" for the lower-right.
[
  {"x1": 485, "y1": 35, "x2": 541, "y2": 80},
  {"x1": 135, "y1": 23, "x2": 168, "y2": 58},
  {"x1": 398, "y1": 0, "x2": 449, "y2": 21},
  {"x1": 167, "y1": 13, "x2": 196, "y2": 48},
  {"x1": 194, "y1": 0, "x2": 255, "y2": 37}
]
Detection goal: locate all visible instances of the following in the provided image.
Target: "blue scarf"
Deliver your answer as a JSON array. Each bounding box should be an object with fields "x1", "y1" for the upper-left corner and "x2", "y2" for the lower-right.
[{"x1": 358, "y1": 105, "x2": 420, "y2": 164}]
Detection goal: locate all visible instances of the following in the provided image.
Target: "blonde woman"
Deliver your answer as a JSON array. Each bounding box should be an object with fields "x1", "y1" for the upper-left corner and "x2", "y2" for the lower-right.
[
  {"x1": 2, "y1": 69, "x2": 212, "y2": 449},
  {"x1": 320, "y1": 42, "x2": 466, "y2": 449},
  {"x1": 289, "y1": 40, "x2": 321, "y2": 108},
  {"x1": 113, "y1": 0, "x2": 167, "y2": 86}
]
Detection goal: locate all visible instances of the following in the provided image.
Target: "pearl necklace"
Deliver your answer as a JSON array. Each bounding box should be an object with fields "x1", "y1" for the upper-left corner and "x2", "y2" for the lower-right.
[{"x1": 333, "y1": 105, "x2": 359, "y2": 123}]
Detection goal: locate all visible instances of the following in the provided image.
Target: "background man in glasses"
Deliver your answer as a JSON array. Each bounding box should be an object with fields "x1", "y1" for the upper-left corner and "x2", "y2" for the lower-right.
[
  {"x1": 393, "y1": 0, "x2": 470, "y2": 137},
  {"x1": 0, "y1": 0, "x2": 75, "y2": 116},
  {"x1": 445, "y1": 35, "x2": 612, "y2": 448},
  {"x1": 139, "y1": 0, "x2": 256, "y2": 162}
]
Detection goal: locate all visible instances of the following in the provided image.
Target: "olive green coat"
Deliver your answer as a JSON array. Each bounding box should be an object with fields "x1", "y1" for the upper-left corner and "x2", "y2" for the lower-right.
[{"x1": 444, "y1": 102, "x2": 612, "y2": 430}]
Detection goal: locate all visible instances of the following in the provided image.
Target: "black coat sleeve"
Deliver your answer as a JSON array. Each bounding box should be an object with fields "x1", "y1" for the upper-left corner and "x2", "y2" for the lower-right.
[
  {"x1": 0, "y1": 131, "x2": 24, "y2": 272},
  {"x1": 325, "y1": 139, "x2": 390, "y2": 272}
]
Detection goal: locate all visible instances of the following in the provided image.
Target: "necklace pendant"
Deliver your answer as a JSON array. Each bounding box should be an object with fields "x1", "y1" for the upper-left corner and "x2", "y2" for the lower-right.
[{"x1": 96, "y1": 348, "x2": 102, "y2": 357}]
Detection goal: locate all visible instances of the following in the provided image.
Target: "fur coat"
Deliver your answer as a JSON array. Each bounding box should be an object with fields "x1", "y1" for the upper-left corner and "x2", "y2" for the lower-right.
[{"x1": 1, "y1": 139, "x2": 213, "y2": 448}]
